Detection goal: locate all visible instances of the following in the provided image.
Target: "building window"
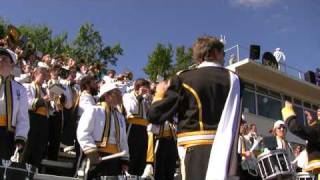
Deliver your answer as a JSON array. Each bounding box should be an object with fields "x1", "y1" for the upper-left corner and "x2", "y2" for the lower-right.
[
  {"x1": 293, "y1": 106, "x2": 304, "y2": 125},
  {"x1": 242, "y1": 89, "x2": 256, "y2": 114},
  {"x1": 257, "y1": 95, "x2": 282, "y2": 120}
]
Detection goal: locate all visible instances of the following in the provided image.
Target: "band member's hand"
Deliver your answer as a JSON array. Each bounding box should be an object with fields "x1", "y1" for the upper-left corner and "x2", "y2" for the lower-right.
[
  {"x1": 121, "y1": 164, "x2": 129, "y2": 172},
  {"x1": 43, "y1": 95, "x2": 51, "y2": 102},
  {"x1": 305, "y1": 111, "x2": 316, "y2": 126},
  {"x1": 15, "y1": 143, "x2": 24, "y2": 152},
  {"x1": 244, "y1": 151, "x2": 251, "y2": 158},
  {"x1": 87, "y1": 151, "x2": 101, "y2": 165},
  {"x1": 156, "y1": 80, "x2": 170, "y2": 94}
]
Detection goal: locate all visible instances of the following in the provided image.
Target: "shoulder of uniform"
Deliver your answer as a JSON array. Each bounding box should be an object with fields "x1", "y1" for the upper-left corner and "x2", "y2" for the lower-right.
[
  {"x1": 11, "y1": 79, "x2": 24, "y2": 88},
  {"x1": 176, "y1": 68, "x2": 195, "y2": 76}
]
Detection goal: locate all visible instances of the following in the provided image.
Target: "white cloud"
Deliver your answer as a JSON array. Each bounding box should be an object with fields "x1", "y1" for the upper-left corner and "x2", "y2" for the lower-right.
[{"x1": 232, "y1": 0, "x2": 278, "y2": 7}]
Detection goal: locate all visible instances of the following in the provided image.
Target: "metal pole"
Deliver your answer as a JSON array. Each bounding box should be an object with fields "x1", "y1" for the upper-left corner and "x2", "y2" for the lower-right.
[{"x1": 236, "y1": 45, "x2": 240, "y2": 62}]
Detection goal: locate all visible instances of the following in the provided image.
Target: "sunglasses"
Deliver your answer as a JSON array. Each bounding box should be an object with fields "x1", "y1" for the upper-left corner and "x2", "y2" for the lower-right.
[{"x1": 277, "y1": 125, "x2": 286, "y2": 130}]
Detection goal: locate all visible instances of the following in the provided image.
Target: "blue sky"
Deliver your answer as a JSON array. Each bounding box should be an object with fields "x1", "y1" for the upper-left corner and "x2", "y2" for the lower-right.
[{"x1": 0, "y1": 0, "x2": 319, "y2": 78}]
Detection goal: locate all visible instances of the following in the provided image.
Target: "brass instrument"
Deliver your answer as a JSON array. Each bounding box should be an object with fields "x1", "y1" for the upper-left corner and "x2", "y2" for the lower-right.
[
  {"x1": 53, "y1": 94, "x2": 63, "y2": 111},
  {"x1": 0, "y1": 25, "x2": 21, "y2": 49}
]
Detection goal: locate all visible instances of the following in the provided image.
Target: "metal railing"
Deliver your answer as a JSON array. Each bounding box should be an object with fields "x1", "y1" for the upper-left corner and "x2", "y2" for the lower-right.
[{"x1": 225, "y1": 44, "x2": 306, "y2": 80}]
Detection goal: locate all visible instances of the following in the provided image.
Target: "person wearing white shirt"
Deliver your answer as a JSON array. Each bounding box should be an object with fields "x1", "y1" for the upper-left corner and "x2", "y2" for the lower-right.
[
  {"x1": 0, "y1": 48, "x2": 29, "y2": 160},
  {"x1": 74, "y1": 75, "x2": 98, "y2": 173},
  {"x1": 123, "y1": 78, "x2": 151, "y2": 176},
  {"x1": 23, "y1": 67, "x2": 50, "y2": 167},
  {"x1": 273, "y1": 48, "x2": 286, "y2": 71},
  {"x1": 77, "y1": 83, "x2": 129, "y2": 178},
  {"x1": 102, "y1": 69, "x2": 116, "y2": 86},
  {"x1": 60, "y1": 67, "x2": 79, "y2": 146}
]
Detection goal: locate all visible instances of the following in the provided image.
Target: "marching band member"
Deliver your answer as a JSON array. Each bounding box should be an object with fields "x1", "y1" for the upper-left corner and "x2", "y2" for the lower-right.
[
  {"x1": 77, "y1": 83, "x2": 129, "y2": 178},
  {"x1": 74, "y1": 75, "x2": 98, "y2": 173},
  {"x1": 60, "y1": 67, "x2": 79, "y2": 146},
  {"x1": 46, "y1": 65, "x2": 65, "y2": 161},
  {"x1": 143, "y1": 121, "x2": 178, "y2": 180},
  {"x1": 77, "y1": 75, "x2": 98, "y2": 118},
  {"x1": 282, "y1": 101, "x2": 320, "y2": 174},
  {"x1": 0, "y1": 48, "x2": 29, "y2": 160},
  {"x1": 238, "y1": 119, "x2": 260, "y2": 179},
  {"x1": 102, "y1": 69, "x2": 116, "y2": 86},
  {"x1": 148, "y1": 36, "x2": 242, "y2": 180},
  {"x1": 271, "y1": 120, "x2": 294, "y2": 161},
  {"x1": 23, "y1": 66, "x2": 50, "y2": 167},
  {"x1": 123, "y1": 78, "x2": 151, "y2": 176}
]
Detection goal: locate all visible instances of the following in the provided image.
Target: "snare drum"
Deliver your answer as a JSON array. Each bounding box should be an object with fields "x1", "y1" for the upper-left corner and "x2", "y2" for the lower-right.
[
  {"x1": 99, "y1": 175, "x2": 145, "y2": 180},
  {"x1": 0, "y1": 159, "x2": 36, "y2": 180},
  {"x1": 295, "y1": 172, "x2": 315, "y2": 180},
  {"x1": 257, "y1": 149, "x2": 293, "y2": 180}
]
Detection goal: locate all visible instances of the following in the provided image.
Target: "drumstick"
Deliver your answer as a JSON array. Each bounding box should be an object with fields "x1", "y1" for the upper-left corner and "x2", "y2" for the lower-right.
[
  {"x1": 250, "y1": 137, "x2": 263, "y2": 152},
  {"x1": 101, "y1": 151, "x2": 126, "y2": 161}
]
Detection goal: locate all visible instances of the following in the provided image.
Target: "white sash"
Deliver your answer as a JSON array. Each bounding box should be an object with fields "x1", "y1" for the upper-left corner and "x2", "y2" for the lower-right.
[{"x1": 206, "y1": 71, "x2": 241, "y2": 180}]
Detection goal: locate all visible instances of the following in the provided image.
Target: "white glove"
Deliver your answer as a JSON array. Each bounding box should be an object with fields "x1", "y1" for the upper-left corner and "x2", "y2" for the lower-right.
[
  {"x1": 141, "y1": 164, "x2": 154, "y2": 178},
  {"x1": 147, "y1": 124, "x2": 160, "y2": 135}
]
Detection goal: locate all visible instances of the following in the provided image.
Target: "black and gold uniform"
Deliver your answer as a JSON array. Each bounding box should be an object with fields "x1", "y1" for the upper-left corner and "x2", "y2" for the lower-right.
[
  {"x1": 282, "y1": 102, "x2": 320, "y2": 174},
  {"x1": 148, "y1": 61, "x2": 235, "y2": 180},
  {"x1": 47, "y1": 79, "x2": 64, "y2": 161},
  {"x1": 23, "y1": 81, "x2": 49, "y2": 167},
  {"x1": 145, "y1": 121, "x2": 178, "y2": 180},
  {"x1": 123, "y1": 90, "x2": 150, "y2": 176}
]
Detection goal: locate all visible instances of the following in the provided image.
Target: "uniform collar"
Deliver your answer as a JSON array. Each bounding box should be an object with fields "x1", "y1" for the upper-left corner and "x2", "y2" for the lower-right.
[{"x1": 197, "y1": 61, "x2": 223, "y2": 68}]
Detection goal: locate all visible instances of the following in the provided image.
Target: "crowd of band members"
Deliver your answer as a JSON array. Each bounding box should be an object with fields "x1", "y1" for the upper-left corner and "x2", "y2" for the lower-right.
[
  {"x1": 0, "y1": 46, "x2": 178, "y2": 179},
  {"x1": 0, "y1": 35, "x2": 320, "y2": 180}
]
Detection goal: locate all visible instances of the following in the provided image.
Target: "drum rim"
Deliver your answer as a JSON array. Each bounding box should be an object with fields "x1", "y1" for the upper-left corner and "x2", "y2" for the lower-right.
[
  {"x1": 257, "y1": 149, "x2": 288, "y2": 159},
  {"x1": 0, "y1": 165, "x2": 36, "y2": 174}
]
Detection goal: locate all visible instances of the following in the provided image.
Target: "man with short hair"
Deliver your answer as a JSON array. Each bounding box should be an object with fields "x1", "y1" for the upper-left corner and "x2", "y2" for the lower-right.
[
  {"x1": 123, "y1": 78, "x2": 151, "y2": 176},
  {"x1": 148, "y1": 36, "x2": 242, "y2": 180},
  {"x1": 0, "y1": 48, "x2": 29, "y2": 160}
]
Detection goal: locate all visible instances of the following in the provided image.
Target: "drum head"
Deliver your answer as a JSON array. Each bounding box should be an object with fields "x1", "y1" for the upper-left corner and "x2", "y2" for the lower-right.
[{"x1": 0, "y1": 162, "x2": 35, "y2": 180}]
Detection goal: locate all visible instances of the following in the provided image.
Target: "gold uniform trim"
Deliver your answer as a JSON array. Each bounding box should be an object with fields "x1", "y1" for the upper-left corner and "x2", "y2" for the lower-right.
[
  {"x1": 177, "y1": 130, "x2": 216, "y2": 138},
  {"x1": 178, "y1": 139, "x2": 214, "y2": 148},
  {"x1": 97, "y1": 102, "x2": 111, "y2": 147},
  {"x1": 182, "y1": 83, "x2": 204, "y2": 131},
  {"x1": 5, "y1": 79, "x2": 14, "y2": 131},
  {"x1": 127, "y1": 117, "x2": 149, "y2": 126},
  {"x1": 35, "y1": 107, "x2": 48, "y2": 116},
  {"x1": 303, "y1": 160, "x2": 320, "y2": 173},
  {"x1": 0, "y1": 116, "x2": 7, "y2": 126},
  {"x1": 146, "y1": 132, "x2": 155, "y2": 163},
  {"x1": 98, "y1": 144, "x2": 119, "y2": 154}
]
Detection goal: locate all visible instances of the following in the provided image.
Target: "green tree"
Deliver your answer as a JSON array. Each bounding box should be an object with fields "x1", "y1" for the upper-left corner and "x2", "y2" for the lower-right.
[
  {"x1": 18, "y1": 24, "x2": 70, "y2": 56},
  {"x1": 144, "y1": 43, "x2": 173, "y2": 82},
  {"x1": 71, "y1": 23, "x2": 123, "y2": 65},
  {"x1": 174, "y1": 46, "x2": 193, "y2": 73}
]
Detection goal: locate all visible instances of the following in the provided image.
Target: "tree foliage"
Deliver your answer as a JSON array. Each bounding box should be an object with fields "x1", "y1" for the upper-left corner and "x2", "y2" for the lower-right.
[
  {"x1": 0, "y1": 17, "x2": 123, "y2": 66},
  {"x1": 174, "y1": 46, "x2": 193, "y2": 73},
  {"x1": 144, "y1": 44, "x2": 194, "y2": 81},
  {"x1": 71, "y1": 23, "x2": 123, "y2": 65},
  {"x1": 144, "y1": 43, "x2": 173, "y2": 82}
]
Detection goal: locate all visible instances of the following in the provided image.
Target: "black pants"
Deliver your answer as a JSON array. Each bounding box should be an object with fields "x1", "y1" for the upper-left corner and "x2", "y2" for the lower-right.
[
  {"x1": 155, "y1": 138, "x2": 178, "y2": 180},
  {"x1": 0, "y1": 127, "x2": 14, "y2": 160},
  {"x1": 61, "y1": 108, "x2": 76, "y2": 146},
  {"x1": 22, "y1": 111, "x2": 49, "y2": 168},
  {"x1": 47, "y1": 111, "x2": 62, "y2": 161},
  {"x1": 128, "y1": 124, "x2": 148, "y2": 176},
  {"x1": 88, "y1": 153, "x2": 122, "y2": 179},
  {"x1": 184, "y1": 144, "x2": 212, "y2": 180}
]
